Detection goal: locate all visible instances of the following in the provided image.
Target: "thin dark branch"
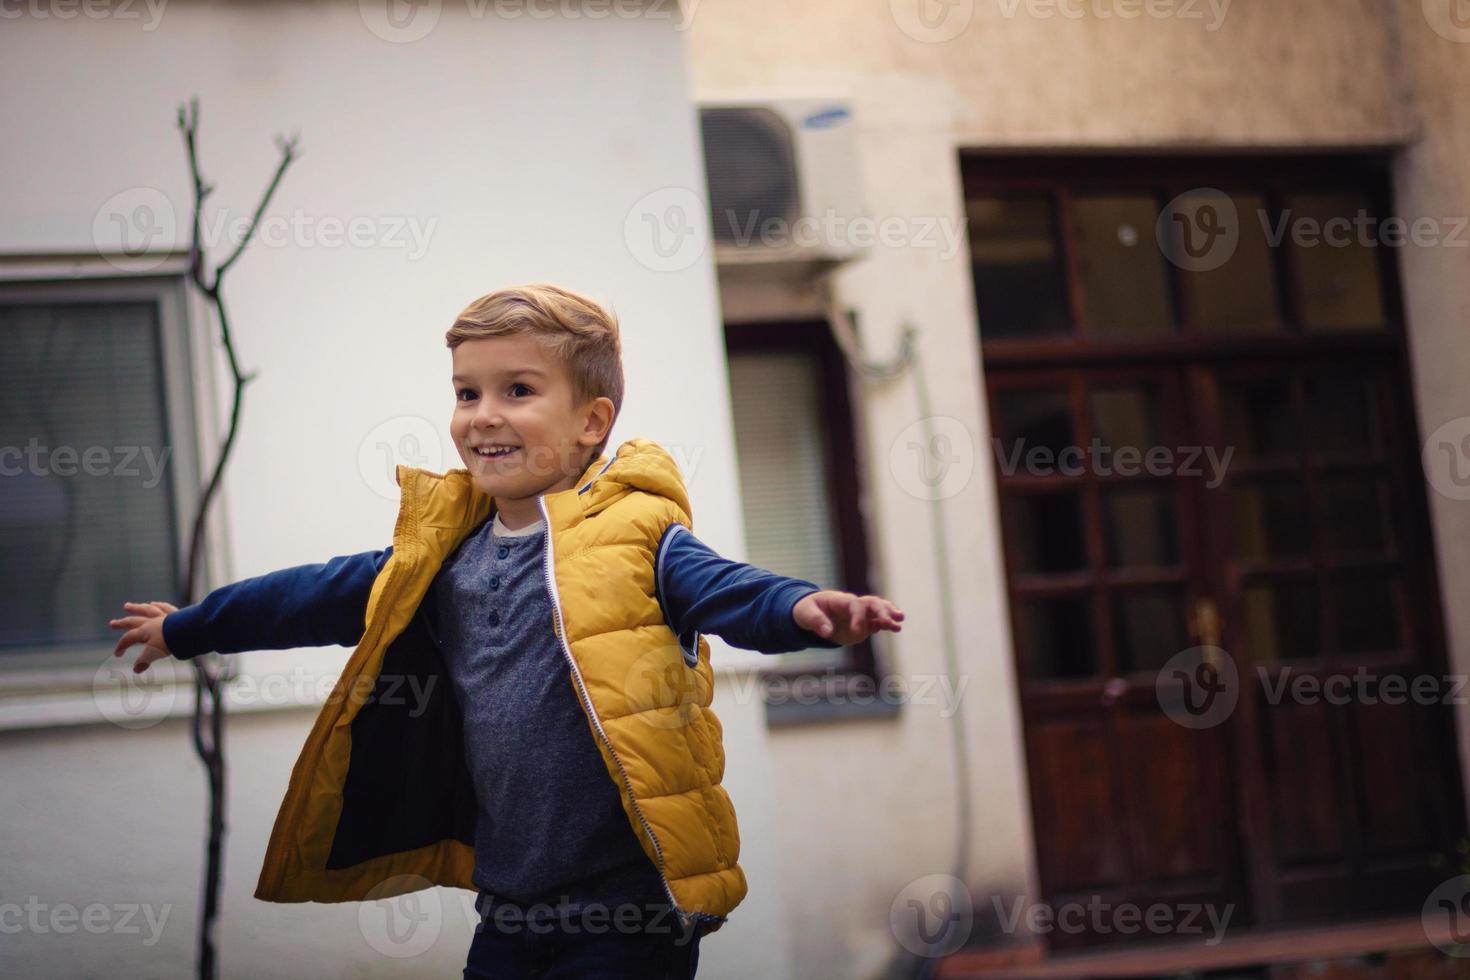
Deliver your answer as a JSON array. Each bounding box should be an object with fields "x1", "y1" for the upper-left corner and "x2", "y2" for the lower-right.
[
  {"x1": 177, "y1": 97, "x2": 214, "y2": 289},
  {"x1": 174, "y1": 95, "x2": 298, "y2": 980},
  {"x1": 215, "y1": 132, "x2": 300, "y2": 278}
]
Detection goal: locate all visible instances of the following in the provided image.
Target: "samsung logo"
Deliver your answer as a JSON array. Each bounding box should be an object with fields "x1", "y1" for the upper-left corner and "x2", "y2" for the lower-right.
[{"x1": 802, "y1": 107, "x2": 850, "y2": 130}]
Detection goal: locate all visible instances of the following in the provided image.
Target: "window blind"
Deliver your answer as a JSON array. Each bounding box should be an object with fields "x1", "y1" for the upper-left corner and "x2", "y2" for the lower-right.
[
  {"x1": 727, "y1": 349, "x2": 848, "y2": 672},
  {"x1": 0, "y1": 301, "x2": 180, "y2": 653}
]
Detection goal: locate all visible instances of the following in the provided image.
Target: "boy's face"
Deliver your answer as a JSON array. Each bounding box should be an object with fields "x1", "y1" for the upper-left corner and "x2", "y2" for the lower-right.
[{"x1": 450, "y1": 335, "x2": 614, "y2": 509}]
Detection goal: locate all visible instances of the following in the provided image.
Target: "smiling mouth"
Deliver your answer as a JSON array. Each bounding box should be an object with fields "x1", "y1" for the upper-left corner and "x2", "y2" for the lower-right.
[{"x1": 473, "y1": 446, "x2": 520, "y2": 460}]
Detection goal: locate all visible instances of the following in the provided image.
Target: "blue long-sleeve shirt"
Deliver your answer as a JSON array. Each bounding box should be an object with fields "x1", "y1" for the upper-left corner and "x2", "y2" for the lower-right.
[{"x1": 161, "y1": 521, "x2": 843, "y2": 660}]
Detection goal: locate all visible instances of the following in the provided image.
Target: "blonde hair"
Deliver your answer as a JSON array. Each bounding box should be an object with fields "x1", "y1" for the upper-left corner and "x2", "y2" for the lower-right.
[{"x1": 445, "y1": 283, "x2": 624, "y2": 461}]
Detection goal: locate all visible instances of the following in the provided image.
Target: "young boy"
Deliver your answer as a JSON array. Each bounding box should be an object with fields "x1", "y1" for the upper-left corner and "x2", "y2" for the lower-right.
[{"x1": 109, "y1": 283, "x2": 905, "y2": 978}]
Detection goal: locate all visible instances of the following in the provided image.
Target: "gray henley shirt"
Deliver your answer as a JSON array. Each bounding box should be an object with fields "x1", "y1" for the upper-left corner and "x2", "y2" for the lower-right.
[{"x1": 429, "y1": 511, "x2": 671, "y2": 919}]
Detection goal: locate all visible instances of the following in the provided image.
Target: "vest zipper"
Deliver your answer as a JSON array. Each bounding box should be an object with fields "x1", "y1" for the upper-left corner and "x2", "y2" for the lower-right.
[{"x1": 536, "y1": 493, "x2": 689, "y2": 926}]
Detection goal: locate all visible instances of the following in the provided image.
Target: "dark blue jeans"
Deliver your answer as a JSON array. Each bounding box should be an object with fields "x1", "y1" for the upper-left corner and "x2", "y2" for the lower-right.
[{"x1": 463, "y1": 890, "x2": 705, "y2": 980}]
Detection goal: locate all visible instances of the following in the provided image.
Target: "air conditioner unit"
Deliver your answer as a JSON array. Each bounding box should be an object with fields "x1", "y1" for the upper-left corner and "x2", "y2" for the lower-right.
[{"x1": 697, "y1": 98, "x2": 867, "y2": 268}]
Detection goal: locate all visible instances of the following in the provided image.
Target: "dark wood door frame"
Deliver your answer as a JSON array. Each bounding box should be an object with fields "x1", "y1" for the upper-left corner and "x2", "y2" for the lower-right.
[{"x1": 967, "y1": 151, "x2": 1468, "y2": 947}]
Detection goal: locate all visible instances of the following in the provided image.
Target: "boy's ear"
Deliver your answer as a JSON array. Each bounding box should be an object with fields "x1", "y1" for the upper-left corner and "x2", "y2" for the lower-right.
[{"x1": 581, "y1": 396, "x2": 616, "y2": 447}]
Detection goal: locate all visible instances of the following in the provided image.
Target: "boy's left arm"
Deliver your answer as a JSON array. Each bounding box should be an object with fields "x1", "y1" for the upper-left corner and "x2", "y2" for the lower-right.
[{"x1": 654, "y1": 523, "x2": 904, "y2": 655}]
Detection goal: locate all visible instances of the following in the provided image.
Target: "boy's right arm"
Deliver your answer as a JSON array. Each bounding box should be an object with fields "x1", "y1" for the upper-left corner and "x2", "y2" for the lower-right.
[{"x1": 112, "y1": 547, "x2": 395, "y2": 668}]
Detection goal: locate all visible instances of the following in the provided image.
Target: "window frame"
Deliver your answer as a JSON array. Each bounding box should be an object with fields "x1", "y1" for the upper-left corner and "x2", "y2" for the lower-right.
[
  {"x1": 0, "y1": 269, "x2": 217, "y2": 710},
  {"x1": 724, "y1": 318, "x2": 893, "y2": 725},
  {"x1": 964, "y1": 154, "x2": 1465, "y2": 928},
  {"x1": 963, "y1": 152, "x2": 1408, "y2": 367}
]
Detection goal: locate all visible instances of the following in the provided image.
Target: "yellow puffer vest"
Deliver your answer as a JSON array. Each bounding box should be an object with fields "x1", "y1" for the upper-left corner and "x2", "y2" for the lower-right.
[{"x1": 252, "y1": 437, "x2": 747, "y2": 930}]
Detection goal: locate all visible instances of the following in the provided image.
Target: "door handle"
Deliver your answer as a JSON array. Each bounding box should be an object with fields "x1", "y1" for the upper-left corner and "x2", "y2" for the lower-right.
[
  {"x1": 1100, "y1": 676, "x2": 1128, "y2": 707},
  {"x1": 1191, "y1": 597, "x2": 1225, "y2": 673},
  {"x1": 1192, "y1": 597, "x2": 1221, "y2": 647}
]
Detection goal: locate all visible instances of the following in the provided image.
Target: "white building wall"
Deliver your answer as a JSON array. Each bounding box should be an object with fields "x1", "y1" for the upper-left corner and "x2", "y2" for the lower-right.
[{"x1": 0, "y1": 2, "x2": 793, "y2": 977}]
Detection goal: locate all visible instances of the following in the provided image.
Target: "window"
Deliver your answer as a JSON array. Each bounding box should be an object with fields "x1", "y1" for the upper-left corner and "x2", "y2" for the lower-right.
[
  {"x1": 965, "y1": 155, "x2": 1396, "y2": 345},
  {"x1": 0, "y1": 275, "x2": 203, "y2": 675},
  {"x1": 724, "y1": 320, "x2": 884, "y2": 721}
]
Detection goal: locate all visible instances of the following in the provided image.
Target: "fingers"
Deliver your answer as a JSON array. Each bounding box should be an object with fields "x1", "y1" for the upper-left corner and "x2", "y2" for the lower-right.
[
  {"x1": 111, "y1": 625, "x2": 169, "y2": 671},
  {"x1": 806, "y1": 591, "x2": 905, "y2": 640},
  {"x1": 796, "y1": 593, "x2": 834, "y2": 637},
  {"x1": 111, "y1": 604, "x2": 157, "y2": 655},
  {"x1": 133, "y1": 647, "x2": 168, "y2": 674},
  {"x1": 112, "y1": 622, "x2": 160, "y2": 656},
  {"x1": 860, "y1": 595, "x2": 905, "y2": 633},
  {"x1": 112, "y1": 625, "x2": 143, "y2": 659},
  {"x1": 111, "y1": 601, "x2": 176, "y2": 644}
]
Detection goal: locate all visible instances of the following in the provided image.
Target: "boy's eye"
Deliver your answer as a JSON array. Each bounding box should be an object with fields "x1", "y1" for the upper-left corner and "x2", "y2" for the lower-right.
[{"x1": 456, "y1": 383, "x2": 531, "y2": 401}]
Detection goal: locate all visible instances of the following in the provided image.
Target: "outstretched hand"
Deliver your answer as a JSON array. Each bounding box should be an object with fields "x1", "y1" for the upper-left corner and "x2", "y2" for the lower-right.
[
  {"x1": 109, "y1": 601, "x2": 179, "y2": 673},
  {"x1": 792, "y1": 590, "x2": 904, "y2": 647}
]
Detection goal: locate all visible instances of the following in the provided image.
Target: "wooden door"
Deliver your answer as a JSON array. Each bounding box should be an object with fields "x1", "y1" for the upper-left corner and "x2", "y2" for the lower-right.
[
  {"x1": 988, "y1": 364, "x2": 1250, "y2": 950},
  {"x1": 1194, "y1": 357, "x2": 1464, "y2": 923},
  {"x1": 969, "y1": 154, "x2": 1466, "y2": 950}
]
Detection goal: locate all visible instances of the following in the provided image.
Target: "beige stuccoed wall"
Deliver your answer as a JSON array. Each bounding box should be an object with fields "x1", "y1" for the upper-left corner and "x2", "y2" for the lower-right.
[
  {"x1": 688, "y1": 0, "x2": 1410, "y2": 146},
  {"x1": 1389, "y1": 4, "x2": 1470, "y2": 810},
  {"x1": 688, "y1": 1, "x2": 1466, "y2": 976}
]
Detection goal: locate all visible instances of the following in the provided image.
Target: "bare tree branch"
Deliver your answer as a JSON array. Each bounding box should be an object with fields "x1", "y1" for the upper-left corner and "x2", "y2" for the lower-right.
[
  {"x1": 215, "y1": 131, "x2": 300, "y2": 278},
  {"x1": 175, "y1": 96, "x2": 299, "y2": 980}
]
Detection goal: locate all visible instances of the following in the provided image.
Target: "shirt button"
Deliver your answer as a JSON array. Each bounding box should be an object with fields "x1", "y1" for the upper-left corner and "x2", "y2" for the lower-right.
[
  {"x1": 488, "y1": 610, "x2": 500, "y2": 626},
  {"x1": 489, "y1": 575, "x2": 500, "y2": 591},
  {"x1": 497, "y1": 546, "x2": 509, "y2": 559}
]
